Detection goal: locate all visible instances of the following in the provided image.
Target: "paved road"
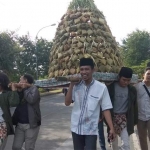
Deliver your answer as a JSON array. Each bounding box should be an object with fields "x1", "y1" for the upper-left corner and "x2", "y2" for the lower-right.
[{"x1": 5, "y1": 93, "x2": 141, "y2": 150}]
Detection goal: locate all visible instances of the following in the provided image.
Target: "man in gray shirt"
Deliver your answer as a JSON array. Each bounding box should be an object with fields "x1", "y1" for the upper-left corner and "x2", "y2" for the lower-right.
[
  {"x1": 107, "y1": 67, "x2": 138, "y2": 150},
  {"x1": 135, "y1": 67, "x2": 150, "y2": 150},
  {"x1": 114, "y1": 83, "x2": 128, "y2": 114}
]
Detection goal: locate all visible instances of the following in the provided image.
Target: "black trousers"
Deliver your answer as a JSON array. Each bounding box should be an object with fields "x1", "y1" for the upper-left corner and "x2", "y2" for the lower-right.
[{"x1": 72, "y1": 132, "x2": 97, "y2": 150}]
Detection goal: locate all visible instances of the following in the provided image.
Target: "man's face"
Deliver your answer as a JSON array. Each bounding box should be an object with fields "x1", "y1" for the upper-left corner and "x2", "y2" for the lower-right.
[
  {"x1": 19, "y1": 76, "x2": 27, "y2": 83},
  {"x1": 80, "y1": 66, "x2": 94, "y2": 81},
  {"x1": 144, "y1": 70, "x2": 150, "y2": 81},
  {"x1": 119, "y1": 77, "x2": 131, "y2": 87}
]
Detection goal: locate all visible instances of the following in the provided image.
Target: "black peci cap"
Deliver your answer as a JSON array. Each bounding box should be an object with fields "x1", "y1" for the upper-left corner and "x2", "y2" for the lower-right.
[
  {"x1": 80, "y1": 58, "x2": 95, "y2": 68},
  {"x1": 119, "y1": 67, "x2": 133, "y2": 78}
]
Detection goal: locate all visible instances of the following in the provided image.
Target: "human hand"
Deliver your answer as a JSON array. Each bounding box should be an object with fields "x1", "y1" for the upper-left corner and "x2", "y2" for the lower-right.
[
  {"x1": 70, "y1": 76, "x2": 81, "y2": 82},
  {"x1": 20, "y1": 83, "x2": 31, "y2": 89},
  {"x1": 70, "y1": 76, "x2": 81, "y2": 85},
  {"x1": 11, "y1": 83, "x2": 17, "y2": 91},
  {"x1": 108, "y1": 129, "x2": 116, "y2": 142},
  {"x1": 99, "y1": 115, "x2": 104, "y2": 122}
]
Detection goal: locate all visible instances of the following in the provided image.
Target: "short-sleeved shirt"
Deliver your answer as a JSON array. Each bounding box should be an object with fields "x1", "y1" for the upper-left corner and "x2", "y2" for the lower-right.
[
  {"x1": 135, "y1": 82, "x2": 150, "y2": 121},
  {"x1": 71, "y1": 79, "x2": 112, "y2": 135}
]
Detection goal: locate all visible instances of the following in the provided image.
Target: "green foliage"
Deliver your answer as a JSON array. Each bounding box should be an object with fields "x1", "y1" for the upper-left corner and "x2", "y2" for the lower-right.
[
  {"x1": 69, "y1": 0, "x2": 97, "y2": 9},
  {"x1": 68, "y1": 0, "x2": 104, "y2": 17},
  {"x1": 36, "y1": 39, "x2": 53, "y2": 78},
  {"x1": 121, "y1": 29, "x2": 150, "y2": 66},
  {"x1": 0, "y1": 31, "x2": 53, "y2": 81},
  {"x1": 0, "y1": 31, "x2": 22, "y2": 80},
  {"x1": 131, "y1": 59, "x2": 150, "y2": 79},
  {"x1": 15, "y1": 34, "x2": 36, "y2": 78},
  {"x1": 16, "y1": 34, "x2": 53, "y2": 79},
  {"x1": 38, "y1": 88, "x2": 48, "y2": 93}
]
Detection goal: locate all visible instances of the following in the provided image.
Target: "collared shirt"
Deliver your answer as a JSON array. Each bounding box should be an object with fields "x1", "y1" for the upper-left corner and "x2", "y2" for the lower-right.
[
  {"x1": 135, "y1": 82, "x2": 150, "y2": 121},
  {"x1": 71, "y1": 79, "x2": 112, "y2": 135}
]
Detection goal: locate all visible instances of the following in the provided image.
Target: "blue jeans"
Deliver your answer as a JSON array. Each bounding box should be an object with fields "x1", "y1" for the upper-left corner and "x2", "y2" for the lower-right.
[{"x1": 98, "y1": 121, "x2": 106, "y2": 150}]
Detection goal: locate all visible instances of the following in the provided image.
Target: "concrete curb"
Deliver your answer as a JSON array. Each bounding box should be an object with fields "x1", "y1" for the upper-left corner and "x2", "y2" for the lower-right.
[{"x1": 40, "y1": 91, "x2": 62, "y2": 97}]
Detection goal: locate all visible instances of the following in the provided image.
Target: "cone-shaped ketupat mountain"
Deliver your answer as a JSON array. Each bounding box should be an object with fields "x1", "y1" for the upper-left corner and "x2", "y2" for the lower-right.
[{"x1": 48, "y1": 0, "x2": 123, "y2": 78}]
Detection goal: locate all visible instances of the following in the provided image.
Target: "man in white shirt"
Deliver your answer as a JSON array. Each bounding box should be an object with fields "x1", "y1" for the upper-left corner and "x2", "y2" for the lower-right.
[
  {"x1": 65, "y1": 58, "x2": 115, "y2": 150},
  {"x1": 135, "y1": 67, "x2": 150, "y2": 150}
]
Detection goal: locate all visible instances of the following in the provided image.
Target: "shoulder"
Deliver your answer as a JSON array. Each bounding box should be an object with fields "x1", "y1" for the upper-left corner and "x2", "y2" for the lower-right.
[
  {"x1": 93, "y1": 80, "x2": 106, "y2": 88},
  {"x1": 128, "y1": 84, "x2": 137, "y2": 93},
  {"x1": 107, "y1": 81, "x2": 115, "y2": 87},
  {"x1": 28, "y1": 85, "x2": 38, "y2": 90},
  {"x1": 74, "y1": 80, "x2": 83, "y2": 90},
  {"x1": 32, "y1": 85, "x2": 38, "y2": 89},
  {"x1": 24, "y1": 85, "x2": 39, "y2": 94},
  {"x1": 2, "y1": 91, "x2": 12, "y2": 96},
  {"x1": 134, "y1": 82, "x2": 142, "y2": 89},
  {"x1": 107, "y1": 82, "x2": 115, "y2": 90},
  {"x1": 0, "y1": 91, "x2": 13, "y2": 102}
]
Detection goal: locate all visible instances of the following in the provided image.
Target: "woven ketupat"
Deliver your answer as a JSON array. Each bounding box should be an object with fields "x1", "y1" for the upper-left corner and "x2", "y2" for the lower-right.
[{"x1": 48, "y1": 0, "x2": 123, "y2": 78}]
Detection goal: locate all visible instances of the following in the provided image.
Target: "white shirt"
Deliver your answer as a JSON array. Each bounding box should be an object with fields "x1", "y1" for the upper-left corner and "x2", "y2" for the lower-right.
[
  {"x1": 71, "y1": 79, "x2": 112, "y2": 135},
  {"x1": 0, "y1": 92, "x2": 4, "y2": 122},
  {"x1": 135, "y1": 82, "x2": 150, "y2": 121}
]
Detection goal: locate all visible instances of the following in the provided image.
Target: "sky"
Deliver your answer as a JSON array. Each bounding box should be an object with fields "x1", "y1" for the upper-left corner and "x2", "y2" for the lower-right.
[{"x1": 0, "y1": 0, "x2": 150, "y2": 44}]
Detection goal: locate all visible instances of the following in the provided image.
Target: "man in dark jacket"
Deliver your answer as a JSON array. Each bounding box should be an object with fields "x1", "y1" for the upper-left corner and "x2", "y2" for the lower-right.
[
  {"x1": 107, "y1": 67, "x2": 138, "y2": 150},
  {"x1": 12, "y1": 74, "x2": 41, "y2": 150}
]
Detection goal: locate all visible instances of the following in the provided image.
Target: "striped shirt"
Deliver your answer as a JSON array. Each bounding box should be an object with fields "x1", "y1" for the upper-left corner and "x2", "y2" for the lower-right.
[{"x1": 71, "y1": 79, "x2": 112, "y2": 135}]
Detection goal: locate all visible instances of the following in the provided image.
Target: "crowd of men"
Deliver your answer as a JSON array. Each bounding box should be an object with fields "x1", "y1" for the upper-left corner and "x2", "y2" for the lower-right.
[
  {"x1": 0, "y1": 57, "x2": 150, "y2": 150},
  {"x1": 65, "y1": 58, "x2": 150, "y2": 150}
]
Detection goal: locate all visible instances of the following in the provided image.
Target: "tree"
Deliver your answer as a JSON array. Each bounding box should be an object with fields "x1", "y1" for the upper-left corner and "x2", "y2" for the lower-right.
[
  {"x1": 36, "y1": 38, "x2": 53, "y2": 78},
  {"x1": 131, "y1": 59, "x2": 150, "y2": 79},
  {"x1": 16, "y1": 34, "x2": 53, "y2": 79},
  {"x1": 15, "y1": 34, "x2": 36, "y2": 78},
  {"x1": 121, "y1": 30, "x2": 150, "y2": 66},
  {"x1": 0, "y1": 31, "x2": 53, "y2": 80},
  {"x1": 0, "y1": 31, "x2": 21, "y2": 77}
]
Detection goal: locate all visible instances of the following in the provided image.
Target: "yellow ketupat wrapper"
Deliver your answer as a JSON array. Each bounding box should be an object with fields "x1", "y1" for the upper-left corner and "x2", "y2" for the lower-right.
[{"x1": 48, "y1": 0, "x2": 123, "y2": 78}]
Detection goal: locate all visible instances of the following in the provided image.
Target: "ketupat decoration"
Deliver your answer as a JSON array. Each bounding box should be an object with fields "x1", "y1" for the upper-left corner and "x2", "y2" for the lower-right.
[{"x1": 48, "y1": 0, "x2": 123, "y2": 78}]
